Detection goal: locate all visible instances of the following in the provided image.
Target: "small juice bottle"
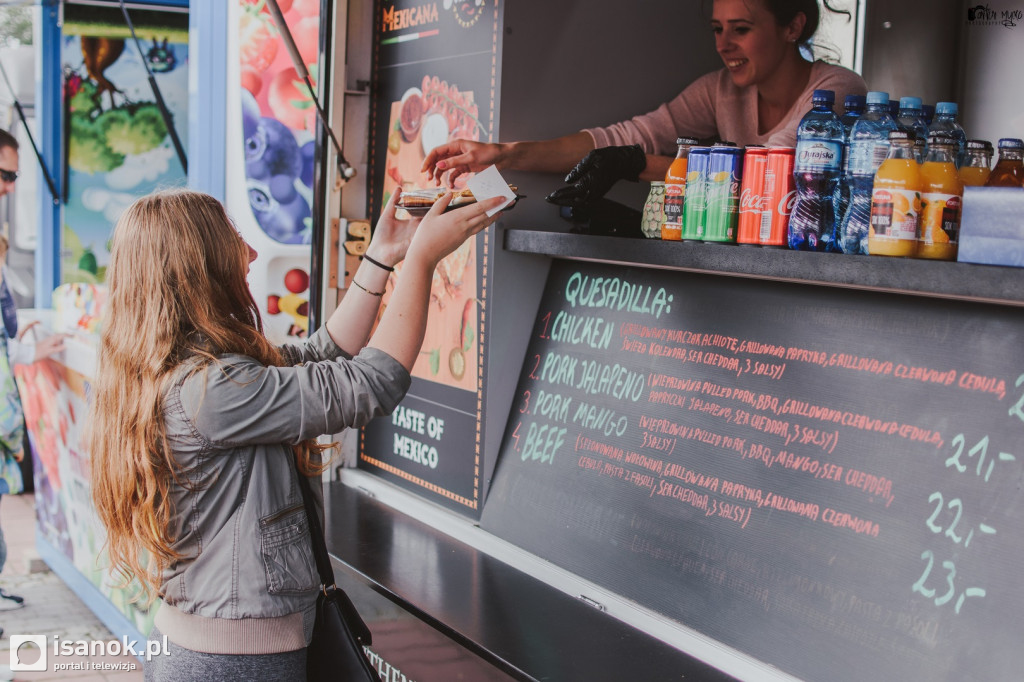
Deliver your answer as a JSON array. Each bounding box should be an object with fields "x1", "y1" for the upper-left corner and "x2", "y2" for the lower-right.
[
  {"x1": 869, "y1": 130, "x2": 921, "y2": 257},
  {"x1": 662, "y1": 137, "x2": 698, "y2": 240},
  {"x1": 985, "y1": 137, "x2": 1024, "y2": 187},
  {"x1": 918, "y1": 133, "x2": 962, "y2": 261},
  {"x1": 958, "y1": 139, "x2": 993, "y2": 187}
]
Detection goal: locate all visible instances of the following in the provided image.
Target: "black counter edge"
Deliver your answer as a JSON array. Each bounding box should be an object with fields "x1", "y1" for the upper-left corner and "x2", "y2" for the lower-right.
[
  {"x1": 322, "y1": 481, "x2": 740, "y2": 682},
  {"x1": 502, "y1": 229, "x2": 1024, "y2": 307}
]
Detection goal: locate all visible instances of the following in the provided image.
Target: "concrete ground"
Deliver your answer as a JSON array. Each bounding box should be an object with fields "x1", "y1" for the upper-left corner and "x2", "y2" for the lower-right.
[{"x1": 0, "y1": 493, "x2": 142, "y2": 681}]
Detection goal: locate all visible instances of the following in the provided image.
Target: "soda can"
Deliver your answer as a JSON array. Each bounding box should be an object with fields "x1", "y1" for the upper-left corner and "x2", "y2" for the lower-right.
[
  {"x1": 737, "y1": 146, "x2": 768, "y2": 244},
  {"x1": 703, "y1": 146, "x2": 744, "y2": 242},
  {"x1": 680, "y1": 147, "x2": 710, "y2": 240},
  {"x1": 761, "y1": 147, "x2": 796, "y2": 246}
]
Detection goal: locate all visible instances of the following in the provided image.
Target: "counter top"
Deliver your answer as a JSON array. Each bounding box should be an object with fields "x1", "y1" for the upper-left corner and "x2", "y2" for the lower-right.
[
  {"x1": 323, "y1": 481, "x2": 739, "y2": 682},
  {"x1": 502, "y1": 229, "x2": 1024, "y2": 307}
]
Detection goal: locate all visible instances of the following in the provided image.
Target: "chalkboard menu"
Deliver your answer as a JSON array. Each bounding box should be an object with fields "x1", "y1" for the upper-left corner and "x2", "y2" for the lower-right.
[{"x1": 481, "y1": 260, "x2": 1024, "y2": 682}]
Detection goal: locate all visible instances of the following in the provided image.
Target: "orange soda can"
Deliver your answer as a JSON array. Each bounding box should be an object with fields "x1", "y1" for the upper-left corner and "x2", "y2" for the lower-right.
[
  {"x1": 737, "y1": 146, "x2": 769, "y2": 244},
  {"x1": 761, "y1": 147, "x2": 796, "y2": 246}
]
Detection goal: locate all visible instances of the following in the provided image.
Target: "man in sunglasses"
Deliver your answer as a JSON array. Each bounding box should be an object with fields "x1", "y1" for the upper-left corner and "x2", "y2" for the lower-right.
[{"x1": 0, "y1": 130, "x2": 17, "y2": 195}]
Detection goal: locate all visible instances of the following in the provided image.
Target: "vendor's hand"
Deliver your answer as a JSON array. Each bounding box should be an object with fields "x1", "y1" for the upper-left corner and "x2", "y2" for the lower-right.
[
  {"x1": 407, "y1": 193, "x2": 507, "y2": 269},
  {"x1": 421, "y1": 139, "x2": 505, "y2": 187},
  {"x1": 545, "y1": 144, "x2": 647, "y2": 208},
  {"x1": 366, "y1": 188, "x2": 421, "y2": 267}
]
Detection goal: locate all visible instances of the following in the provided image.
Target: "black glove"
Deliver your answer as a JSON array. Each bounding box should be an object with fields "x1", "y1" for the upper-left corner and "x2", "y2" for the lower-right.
[{"x1": 545, "y1": 144, "x2": 647, "y2": 208}]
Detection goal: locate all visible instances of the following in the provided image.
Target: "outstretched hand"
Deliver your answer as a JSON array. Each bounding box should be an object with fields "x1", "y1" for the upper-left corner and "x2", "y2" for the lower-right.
[
  {"x1": 366, "y1": 188, "x2": 422, "y2": 267},
  {"x1": 545, "y1": 144, "x2": 647, "y2": 208},
  {"x1": 421, "y1": 139, "x2": 504, "y2": 187},
  {"x1": 406, "y1": 192, "x2": 507, "y2": 268}
]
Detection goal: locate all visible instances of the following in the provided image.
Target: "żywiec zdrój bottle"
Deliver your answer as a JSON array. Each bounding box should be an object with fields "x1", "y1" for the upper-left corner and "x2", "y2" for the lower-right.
[
  {"x1": 833, "y1": 93, "x2": 866, "y2": 243},
  {"x1": 929, "y1": 102, "x2": 967, "y2": 167},
  {"x1": 837, "y1": 91, "x2": 896, "y2": 254},
  {"x1": 895, "y1": 96, "x2": 929, "y2": 163},
  {"x1": 789, "y1": 89, "x2": 843, "y2": 251}
]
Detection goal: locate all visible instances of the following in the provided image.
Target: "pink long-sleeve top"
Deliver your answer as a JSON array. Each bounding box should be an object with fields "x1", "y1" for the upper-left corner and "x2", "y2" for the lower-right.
[{"x1": 584, "y1": 60, "x2": 867, "y2": 153}]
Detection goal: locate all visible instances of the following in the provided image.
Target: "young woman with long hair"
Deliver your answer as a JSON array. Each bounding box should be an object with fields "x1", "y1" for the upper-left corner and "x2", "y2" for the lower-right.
[{"x1": 89, "y1": 187, "x2": 504, "y2": 680}]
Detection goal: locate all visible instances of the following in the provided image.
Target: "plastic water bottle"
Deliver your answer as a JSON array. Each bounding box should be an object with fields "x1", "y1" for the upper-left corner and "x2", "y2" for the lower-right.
[
  {"x1": 789, "y1": 89, "x2": 843, "y2": 251},
  {"x1": 836, "y1": 91, "x2": 897, "y2": 255},
  {"x1": 896, "y1": 96, "x2": 929, "y2": 163},
  {"x1": 834, "y1": 94, "x2": 866, "y2": 242},
  {"x1": 929, "y1": 102, "x2": 967, "y2": 167}
]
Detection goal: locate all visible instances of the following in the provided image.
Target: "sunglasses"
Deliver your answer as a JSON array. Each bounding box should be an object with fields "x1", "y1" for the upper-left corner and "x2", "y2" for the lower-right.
[{"x1": 0, "y1": 169, "x2": 17, "y2": 183}]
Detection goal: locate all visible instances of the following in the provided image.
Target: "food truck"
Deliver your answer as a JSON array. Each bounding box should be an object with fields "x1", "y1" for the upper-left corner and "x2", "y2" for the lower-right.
[{"x1": 11, "y1": 0, "x2": 1024, "y2": 680}]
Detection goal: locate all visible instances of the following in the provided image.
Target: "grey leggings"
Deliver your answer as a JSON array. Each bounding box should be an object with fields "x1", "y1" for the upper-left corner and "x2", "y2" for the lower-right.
[{"x1": 144, "y1": 627, "x2": 306, "y2": 682}]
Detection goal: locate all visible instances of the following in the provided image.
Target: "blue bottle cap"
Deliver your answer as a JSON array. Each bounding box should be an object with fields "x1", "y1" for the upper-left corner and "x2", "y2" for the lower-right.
[
  {"x1": 812, "y1": 89, "x2": 835, "y2": 105},
  {"x1": 936, "y1": 101, "x2": 958, "y2": 115},
  {"x1": 866, "y1": 91, "x2": 889, "y2": 105},
  {"x1": 899, "y1": 96, "x2": 922, "y2": 110},
  {"x1": 844, "y1": 94, "x2": 866, "y2": 108},
  {"x1": 997, "y1": 138, "x2": 1024, "y2": 150}
]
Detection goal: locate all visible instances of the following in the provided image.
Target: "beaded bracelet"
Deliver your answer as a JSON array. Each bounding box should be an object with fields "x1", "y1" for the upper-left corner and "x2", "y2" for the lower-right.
[
  {"x1": 351, "y1": 279, "x2": 385, "y2": 297},
  {"x1": 362, "y1": 254, "x2": 394, "y2": 272}
]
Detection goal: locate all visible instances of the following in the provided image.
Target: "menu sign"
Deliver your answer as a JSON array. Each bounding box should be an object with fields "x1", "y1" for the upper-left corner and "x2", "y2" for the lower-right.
[
  {"x1": 361, "y1": 0, "x2": 504, "y2": 516},
  {"x1": 481, "y1": 261, "x2": 1024, "y2": 682}
]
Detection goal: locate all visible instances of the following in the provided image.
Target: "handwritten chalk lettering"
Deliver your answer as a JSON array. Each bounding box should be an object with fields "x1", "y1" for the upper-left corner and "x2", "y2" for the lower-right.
[
  {"x1": 392, "y1": 405, "x2": 426, "y2": 434},
  {"x1": 648, "y1": 390, "x2": 687, "y2": 408},
  {"x1": 393, "y1": 433, "x2": 438, "y2": 468},
  {"x1": 619, "y1": 322, "x2": 668, "y2": 342},
  {"x1": 550, "y1": 311, "x2": 614, "y2": 349},
  {"x1": 844, "y1": 469, "x2": 895, "y2": 507},
  {"x1": 648, "y1": 342, "x2": 688, "y2": 360},
  {"x1": 826, "y1": 353, "x2": 894, "y2": 375},
  {"x1": 539, "y1": 352, "x2": 577, "y2": 385},
  {"x1": 893, "y1": 364, "x2": 957, "y2": 386},
  {"x1": 737, "y1": 339, "x2": 787, "y2": 357},
  {"x1": 688, "y1": 397, "x2": 733, "y2": 421},
  {"x1": 576, "y1": 434, "x2": 625, "y2": 461},
  {"x1": 662, "y1": 463, "x2": 721, "y2": 492},
  {"x1": 625, "y1": 449, "x2": 666, "y2": 475},
  {"x1": 925, "y1": 491, "x2": 997, "y2": 548},
  {"x1": 1010, "y1": 373, "x2": 1024, "y2": 424},
  {"x1": 575, "y1": 360, "x2": 646, "y2": 401},
  {"x1": 625, "y1": 469, "x2": 656, "y2": 490},
  {"x1": 578, "y1": 454, "x2": 603, "y2": 471},
  {"x1": 821, "y1": 508, "x2": 880, "y2": 536},
  {"x1": 912, "y1": 550, "x2": 987, "y2": 615},
  {"x1": 572, "y1": 402, "x2": 628, "y2": 436},
  {"x1": 652, "y1": 480, "x2": 711, "y2": 512},
  {"x1": 602, "y1": 462, "x2": 626, "y2": 479},
  {"x1": 621, "y1": 337, "x2": 648, "y2": 353},
  {"x1": 779, "y1": 399, "x2": 944, "y2": 447},
  {"x1": 786, "y1": 347, "x2": 829, "y2": 364},
  {"x1": 760, "y1": 492, "x2": 820, "y2": 521},
  {"x1": 720, "y1": 480, "x2": 765, "y2": 508},
  {"x1": 563, "y1": 271, "x2": 672, "y2": 319},
  {"x1": 945, "y1": 433, "x2": 1016, "y2": 482},
  {"x1": 520, "y1": 422, "x2": 567, "y2": 464},
  {"x1": 640, "y1": 430, "x2": 675, "y2": 453},
  {"x1": 532, "y1": 390, "x2": 572, "y2": 423},
  {"x1": 956, "y1": 372, "x2": 1006, "y2": 400}
]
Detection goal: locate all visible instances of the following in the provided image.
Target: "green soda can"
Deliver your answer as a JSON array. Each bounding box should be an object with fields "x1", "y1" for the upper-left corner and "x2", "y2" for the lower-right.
[
  {"x1": 703, "y1": 145, "x2": 745, "y2": 242},
  {"x1": 681, "y1": 147, "x2": 710, "y2": 240}
]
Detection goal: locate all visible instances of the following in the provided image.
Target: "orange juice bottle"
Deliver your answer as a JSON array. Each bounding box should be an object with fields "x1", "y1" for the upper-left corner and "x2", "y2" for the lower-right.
[
  {"x1": 869, "y1": 130, "x2": 921, "y2": 257},
  {"x1": 958, "y1": 139, "x2": 993, "y2": 187},
  {"x1": 918, "y1": 133, "x2": 962, "y2": 261},
  {"x1": 661, "y1": 137, "x2": 698, "y2": 240}
]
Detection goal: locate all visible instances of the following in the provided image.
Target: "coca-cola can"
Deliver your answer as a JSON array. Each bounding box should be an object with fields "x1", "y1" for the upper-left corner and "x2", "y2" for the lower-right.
[
  {"x1": 762, "y1": 147, "x2": 796, "y2": 247},
  {"x1": 737, "y1": 146, "x2": 768, "y2": 245}
]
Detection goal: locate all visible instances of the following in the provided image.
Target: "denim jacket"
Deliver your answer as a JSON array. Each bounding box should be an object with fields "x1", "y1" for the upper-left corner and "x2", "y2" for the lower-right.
[{"x1": 152, "y1": 327, "x2": 410, "y2": 654}]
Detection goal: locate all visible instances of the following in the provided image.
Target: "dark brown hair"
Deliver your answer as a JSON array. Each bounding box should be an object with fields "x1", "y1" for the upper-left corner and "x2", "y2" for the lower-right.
[{"x1": 0, "y1": 129, "x2": 18, "y2": 153}]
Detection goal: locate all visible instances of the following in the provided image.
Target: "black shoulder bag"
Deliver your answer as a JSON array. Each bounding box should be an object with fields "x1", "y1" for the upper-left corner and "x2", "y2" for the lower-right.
[{"x1": 295, "y1": 468, "x2": 382, "y2": 682}]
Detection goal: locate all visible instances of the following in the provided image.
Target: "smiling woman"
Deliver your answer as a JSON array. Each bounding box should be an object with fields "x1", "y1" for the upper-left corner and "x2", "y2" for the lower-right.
[{"x1": 421, "y1": 0, "x2": 866, "y2": 202}]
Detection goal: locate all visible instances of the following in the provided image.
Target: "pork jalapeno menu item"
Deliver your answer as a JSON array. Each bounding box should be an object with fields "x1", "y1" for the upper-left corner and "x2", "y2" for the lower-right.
[{"x1": 482, "y1": 260, "x2": 1024, "y2": 682}]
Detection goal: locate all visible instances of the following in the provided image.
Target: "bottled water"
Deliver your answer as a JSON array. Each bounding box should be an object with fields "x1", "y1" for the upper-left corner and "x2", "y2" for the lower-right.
[
  {"x1": 789, "y1": 89, "x2": 844, "y2": 251},
  {"x1": 836, "y1": 91, "x2": 897, "y2": 254},
  {"x1": 895, "y1": 96, "x2": 929, "y2": 163},
  {"x1": 834, "y1": 94, "x2": 866, "y2": 241},
  {"x1": 929, "y1": 102, "x2": 967, "y2": 167}
]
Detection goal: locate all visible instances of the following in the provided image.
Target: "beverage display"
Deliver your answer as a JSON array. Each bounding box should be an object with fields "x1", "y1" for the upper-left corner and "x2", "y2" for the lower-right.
[
  {"x1": 704, "y1": 145, "x2": 744, "y2": 242},
  {"x1": 789, "y1": 89, "x2": 843, "y2": 251},
  {"x1": 837, "y1": 91, "x2": 896, "y2": 255},
  {"x1": 835, "y1": 93, "x2": 866, "y2": 234},
  {"x1": 762, "y1": 147, "x2": 796, "y2": 246},
  {"x1": 895, "y1": 96, "x2": 929, "y2": 163},
  {"x1": 985, "y1": 137, "x2": 1024, "y2": 187},
  {"x1": 929, "y1": 102, "x2": 967, "y2": 166},
  {"x1": 661, "y1": 137, "x2": 699, "y2": 240},
  {"x1": 641, "y1": 181, "x2": 667, "y2": 239},
  {"x1": 869, "y1": 130, "x2": 921, "y2": 258},
  {"x1": 918, "y1": 133, "x2": 963, "y2": 261},
  {"x1": 681, "y1": 147, "x2": 711, "y2": 240},
  {"x1": 959, "y1": 139, "x2": 993, "y2": 187},
  {"x1": 737, "y1": 146, "x2": 768, "y2": 245}
]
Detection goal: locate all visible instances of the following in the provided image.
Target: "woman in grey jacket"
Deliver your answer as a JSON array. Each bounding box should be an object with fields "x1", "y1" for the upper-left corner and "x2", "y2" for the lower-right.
[{"x1": 88, "y1": 187, "x2": 505, "y2": 681}]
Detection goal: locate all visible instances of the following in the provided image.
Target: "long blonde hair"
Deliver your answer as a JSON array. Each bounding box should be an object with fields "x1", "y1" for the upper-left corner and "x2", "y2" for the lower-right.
[{"x1": 89, "y1": 189, "x2": 324, "y2": 600}]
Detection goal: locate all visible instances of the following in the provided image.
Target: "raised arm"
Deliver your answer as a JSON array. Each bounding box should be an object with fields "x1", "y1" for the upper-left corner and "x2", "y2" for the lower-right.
[{"x1": 422, "y1": 132, "x2": 596, "y2": 187}]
